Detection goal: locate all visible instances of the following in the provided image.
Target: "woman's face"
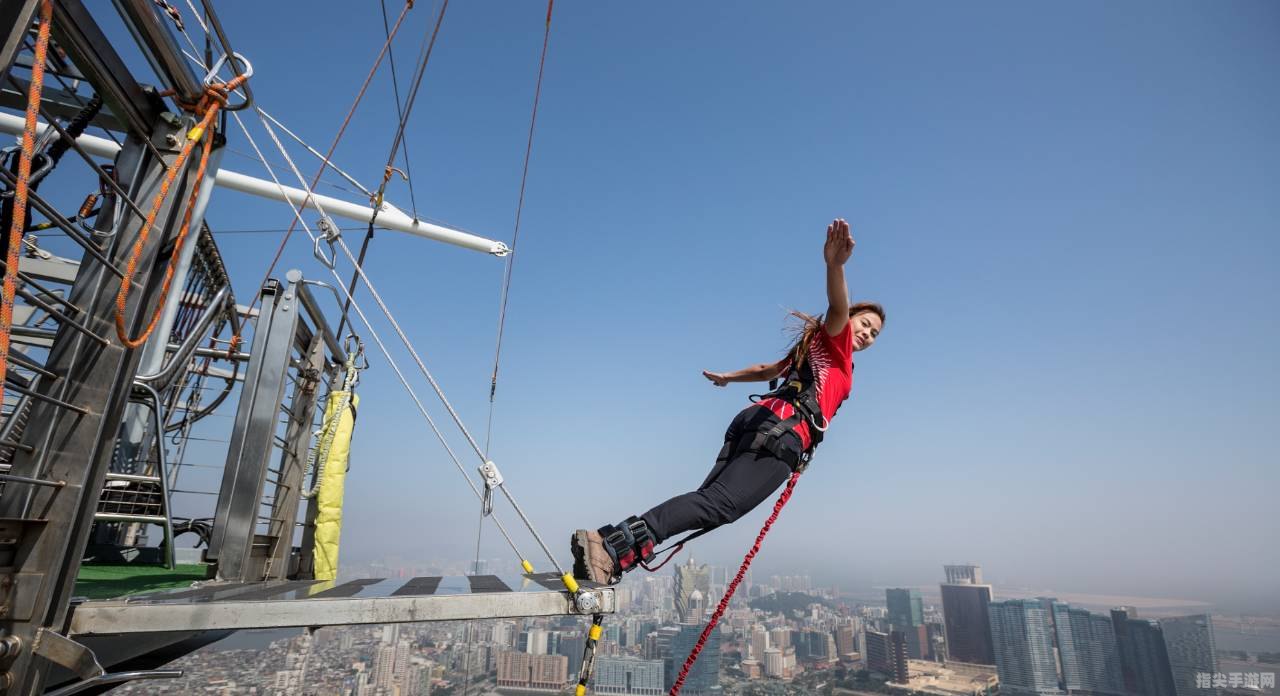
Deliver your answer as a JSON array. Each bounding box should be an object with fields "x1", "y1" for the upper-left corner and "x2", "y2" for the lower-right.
[{"x1": 852, "y1": 311, "x2": 883, "y2": 352}]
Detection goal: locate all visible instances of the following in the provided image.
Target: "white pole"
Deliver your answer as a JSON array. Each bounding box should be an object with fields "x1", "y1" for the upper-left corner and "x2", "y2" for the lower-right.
[{"x1": 0, "y1": 112, "x2": 509, "y2": 257}]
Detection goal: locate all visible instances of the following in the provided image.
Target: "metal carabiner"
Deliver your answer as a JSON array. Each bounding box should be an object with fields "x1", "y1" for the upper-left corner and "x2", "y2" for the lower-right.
[
  {"x1": 342, "y1": 333, "x2": 369, "y2": 370},
  {"x1": 201, "y1": 52, "x2": 254, "y2": 111},
  {"x1": 312, "y1": 216, "x2": 340, "y2": 269},
  {"x1": 0, "y1": 147, "x2": 55, "y2": 196}
]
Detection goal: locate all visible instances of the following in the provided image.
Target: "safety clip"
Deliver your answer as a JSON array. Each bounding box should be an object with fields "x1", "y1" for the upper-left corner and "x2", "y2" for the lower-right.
[
  {"x1": 201, "y1": 52, "x2": 254, "y2": 111},
  {"x1": 478, "y1": 460, "x2": 504, "y2": 516},
  {"x1": 313, "y1": 216, "x2": 340, "y2": 268}
]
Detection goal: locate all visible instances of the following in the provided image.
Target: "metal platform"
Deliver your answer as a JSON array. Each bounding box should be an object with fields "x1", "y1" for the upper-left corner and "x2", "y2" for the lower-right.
[{"x1": 68, "y1": 573, "x2": 613, "y2": 636}]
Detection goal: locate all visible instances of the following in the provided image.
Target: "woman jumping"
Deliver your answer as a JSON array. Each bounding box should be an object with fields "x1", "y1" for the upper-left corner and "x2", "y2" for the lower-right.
[{"x1": 571, "y1": 218, "x2": 885, "y2": 585}]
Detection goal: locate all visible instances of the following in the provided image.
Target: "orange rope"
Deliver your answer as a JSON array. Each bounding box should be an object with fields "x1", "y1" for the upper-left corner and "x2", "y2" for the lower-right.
[
  {"x1": 114, "y1": 74, "x2": 247, "y2": 349},
  {"x1": 0, "y1": 0, "x2": 54, "y2": 404}
]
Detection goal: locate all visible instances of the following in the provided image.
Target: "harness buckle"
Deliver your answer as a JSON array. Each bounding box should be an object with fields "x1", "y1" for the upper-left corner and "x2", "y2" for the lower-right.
[
  {"x1": 624, "y1": 516, "x2": 656, "y2": 563},
  {"x1": 599, "y1": 524, "x2": 637, "y2": 571}
]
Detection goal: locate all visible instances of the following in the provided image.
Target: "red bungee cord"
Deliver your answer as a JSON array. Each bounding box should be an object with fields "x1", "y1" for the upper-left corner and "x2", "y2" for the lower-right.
[{"x1": 668, "y1": 470, "x2": 802, "y2": 696}]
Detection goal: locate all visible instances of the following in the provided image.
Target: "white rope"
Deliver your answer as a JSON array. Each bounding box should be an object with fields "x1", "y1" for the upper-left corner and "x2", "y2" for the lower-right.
[
  {"x1": 229, "y1": 109, "x2": 537, "y2": 567},
  {"x1": 179, "y1": 8, "x2": 568, "y2": 577},
  {"x1": 247, "y1": 109, "x2": 567, "y2": 578},
  {"x1": 257, "y1": 109, "x2": 375, "y2": 200},
  {"x1": 181, "y1": 0, "x2": 209, "y2": 33}
]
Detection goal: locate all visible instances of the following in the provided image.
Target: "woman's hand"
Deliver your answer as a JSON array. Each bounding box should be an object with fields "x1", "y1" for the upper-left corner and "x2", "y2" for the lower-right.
[
  {"x1": 823, "y1": 218, "x2": 855, "y2": 267},
  {"x1": 703, "y1": 370, "x2": 730, "y2": 387}
]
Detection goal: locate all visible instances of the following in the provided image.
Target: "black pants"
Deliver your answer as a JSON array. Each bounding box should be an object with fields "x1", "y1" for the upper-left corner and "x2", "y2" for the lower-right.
[{"x1": 640, "y1": 406, "x2": 795, "y2": 544}]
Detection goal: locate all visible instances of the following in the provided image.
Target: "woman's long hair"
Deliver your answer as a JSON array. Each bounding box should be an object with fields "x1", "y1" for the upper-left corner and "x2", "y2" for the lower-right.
[{"x1": 784, "y1": 302, "x2": 886, "y2": 370}]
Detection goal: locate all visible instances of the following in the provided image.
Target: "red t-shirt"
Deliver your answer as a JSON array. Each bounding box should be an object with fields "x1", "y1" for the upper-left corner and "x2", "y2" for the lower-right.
[{"x1": 755, "y1": 321, "x2": 855, "y2": 450}]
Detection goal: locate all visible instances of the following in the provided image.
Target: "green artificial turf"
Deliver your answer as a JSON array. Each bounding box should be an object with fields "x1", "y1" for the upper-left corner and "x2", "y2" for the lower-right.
[{"x1": 74, "y1": 563, "x2": 210, "y2": 600}]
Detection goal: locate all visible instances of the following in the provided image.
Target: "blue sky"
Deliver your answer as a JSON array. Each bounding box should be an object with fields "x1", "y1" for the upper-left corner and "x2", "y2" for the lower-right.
[{"x1": 84, "y1": 1, "x2": 1278, "y2": 612}]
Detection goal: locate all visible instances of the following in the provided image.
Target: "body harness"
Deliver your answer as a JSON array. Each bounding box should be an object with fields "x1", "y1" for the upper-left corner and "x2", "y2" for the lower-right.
[
  {"x1": 597, "y1": 353, "x2": 832, "y2": 579},
  {"x1": 747, "y1": 356, "x2": 829, "y2": 472}
]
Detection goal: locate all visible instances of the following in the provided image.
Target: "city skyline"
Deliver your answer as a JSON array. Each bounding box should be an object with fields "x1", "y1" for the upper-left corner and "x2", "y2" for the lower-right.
[{"x1": 109, "y1": 557, "x2": 1277, "y2": 695}]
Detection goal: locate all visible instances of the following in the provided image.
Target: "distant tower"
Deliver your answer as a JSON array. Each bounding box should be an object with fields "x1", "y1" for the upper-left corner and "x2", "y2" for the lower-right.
[
  {"x1": 593, "y1": 656, "x2": 665, "y2": 694},
  {"x1": 1161, "y1": 614, "x2": 1218, "y2": 696},
  {"x1": 889, "y1": 630, "x2": 910, "y2": 684},
  {"x1": 1112, "y1": 609, "x2": 1178, "y2": 696},
  {"x1": 686, "y1": 589, "x2": 706, "y2": 624},
  {"x1": 886, "y1": 588, "x2": 924, "y2": 627},
  {"x1": 666, "y1": 622, "x2": 720, "y2": 693},
  {"x1": 865, "y1": 628, "x2": 908, "y2": 683},
  {"x1": 1052, "y1": 602, "x2": 1124, "y2": 694},
  {"x1": 940, "y1": 565, "x2": 995, "y2": 664},
  {"x1": 886, "y1": 588, "x2": 929, "y2": 659},
  {"x1": 987, "y1": 599, "x2": 1059, "y2": 694},
  {"x1": 674, "y1": 556, "x2": 711, "y2": 624},
  {"x1": 944, "y1": 564, "x2": 984, "y2": 584}
]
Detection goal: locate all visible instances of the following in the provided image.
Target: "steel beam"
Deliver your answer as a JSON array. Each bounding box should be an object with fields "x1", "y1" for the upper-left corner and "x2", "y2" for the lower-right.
[
  {"x1": 206, "y1": 278, "x2": 301, "y2": 582},
  {"x1": 111, "y1": 0, "x2": 202, "y2": 106},
  {"x1": 69, "y1": 583, "x2": 615, "y2": 635},
  {"x1": 0, "y1": 1, "x2": 43, "y2": 84},
  {"x1": 0, "y1": 79, "x2": 126, "y2": 132},
  {"x1": 263, "y1": 326, "x2": 326, "y2": 580},
  {"x1": 48, "y1": 0, "x2": 162, "y2": 138}
]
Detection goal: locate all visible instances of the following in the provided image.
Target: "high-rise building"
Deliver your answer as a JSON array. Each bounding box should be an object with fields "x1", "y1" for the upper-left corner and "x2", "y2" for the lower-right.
[
  {"x1": 1161, "y1": 614, "x2": 1218, "y2": 696},
  {"x1": 907, "y1": 624, "x2": 932, "y2": 661},
  {"x1": 1112, "y1": 609, "x2": 1177, "y2": 696},
  {"x1": 666, "y1": 623, "x2": 721, "y2": 694},
  {"x1": 944, "y1": 564, "x2": 984, "y2": 584},
  {"x1": 402, "y1": 661, "x2": 428, "y2": 696},
  {"x1": 674, "y1": 557, "x2": 712, "y2": 624},
  {"x1": 887, "y1": 588, "x2": 925, "y2": 627},
  {"x1": 865, "y1": 629, "x2": 908, "y2": 683},
  {"x1": 557, "y1": 631, "x2": 587, "y2": 677},
  {"x1": 865, "y1": 629, "x2": 891, "y2": 674},
  {"x1": 886, "y1": 588, "x2": 930, "y2": 659},
  {"x1": 927, "y1": 621, "x2": 948, "y2": 662},
  {"x1": 372, "y1": 643, "x2": 397, "y2": 692},
  {"x1": 686, "y1": 590, "x2": 707, "y2": 625},
  {"x1": 393, "y1": 639, "x2": 412, "y2": 689},
  {"x1": 526, "y1": 628, "x2": 550, "y2": 655},
  {"x1": 940, "y1": 565, "x2": 995, "y2": 665},
  {"x1": 492, "y1": 621, "x2": 518, "y2": 648},
  {"x1": 796, "y1": 629, "x2": 834, "y2": 662},
  {"x1": 769, "y1": 627, "x2": 792, "y2": 651},
  {"x1": 496, "y1": 651, "x2": 569, "y2": 691},
  {"x1": 594, "y1": 657, "x2": 665, "y2": 695},
  {"x1": 834, "y1": 625, "x2": 858, "y2": 659},
  {"x1": 988, "y1": 599, "x2": 1061, "y2": 695},
  {"x1": 763, "y1": 647, "x2": 783, "y2": 678},
  {"x1": 889, "y1": 630, "x2": 910, "y2": 684},
  {"x1": 749, "y1": 625, "x2": 769, "y2": 661},
  {"x1": 382, "y1": 624, "x2": 400, "y2": 644},
  {"x1": 646, "y1": 626, "x2": 681, "y2": 662},
  {"x1": 1052, "y1": 603, "x2": 1124, "y2": 695}
]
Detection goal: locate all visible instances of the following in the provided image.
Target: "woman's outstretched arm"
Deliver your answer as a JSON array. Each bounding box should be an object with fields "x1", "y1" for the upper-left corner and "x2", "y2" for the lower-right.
[
  {"x1": 823, "y1": 218, "x2": 855, "y2": 337},
  {"x1": 702, "y1": 360, "x2": 789, "y2": 387}
]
